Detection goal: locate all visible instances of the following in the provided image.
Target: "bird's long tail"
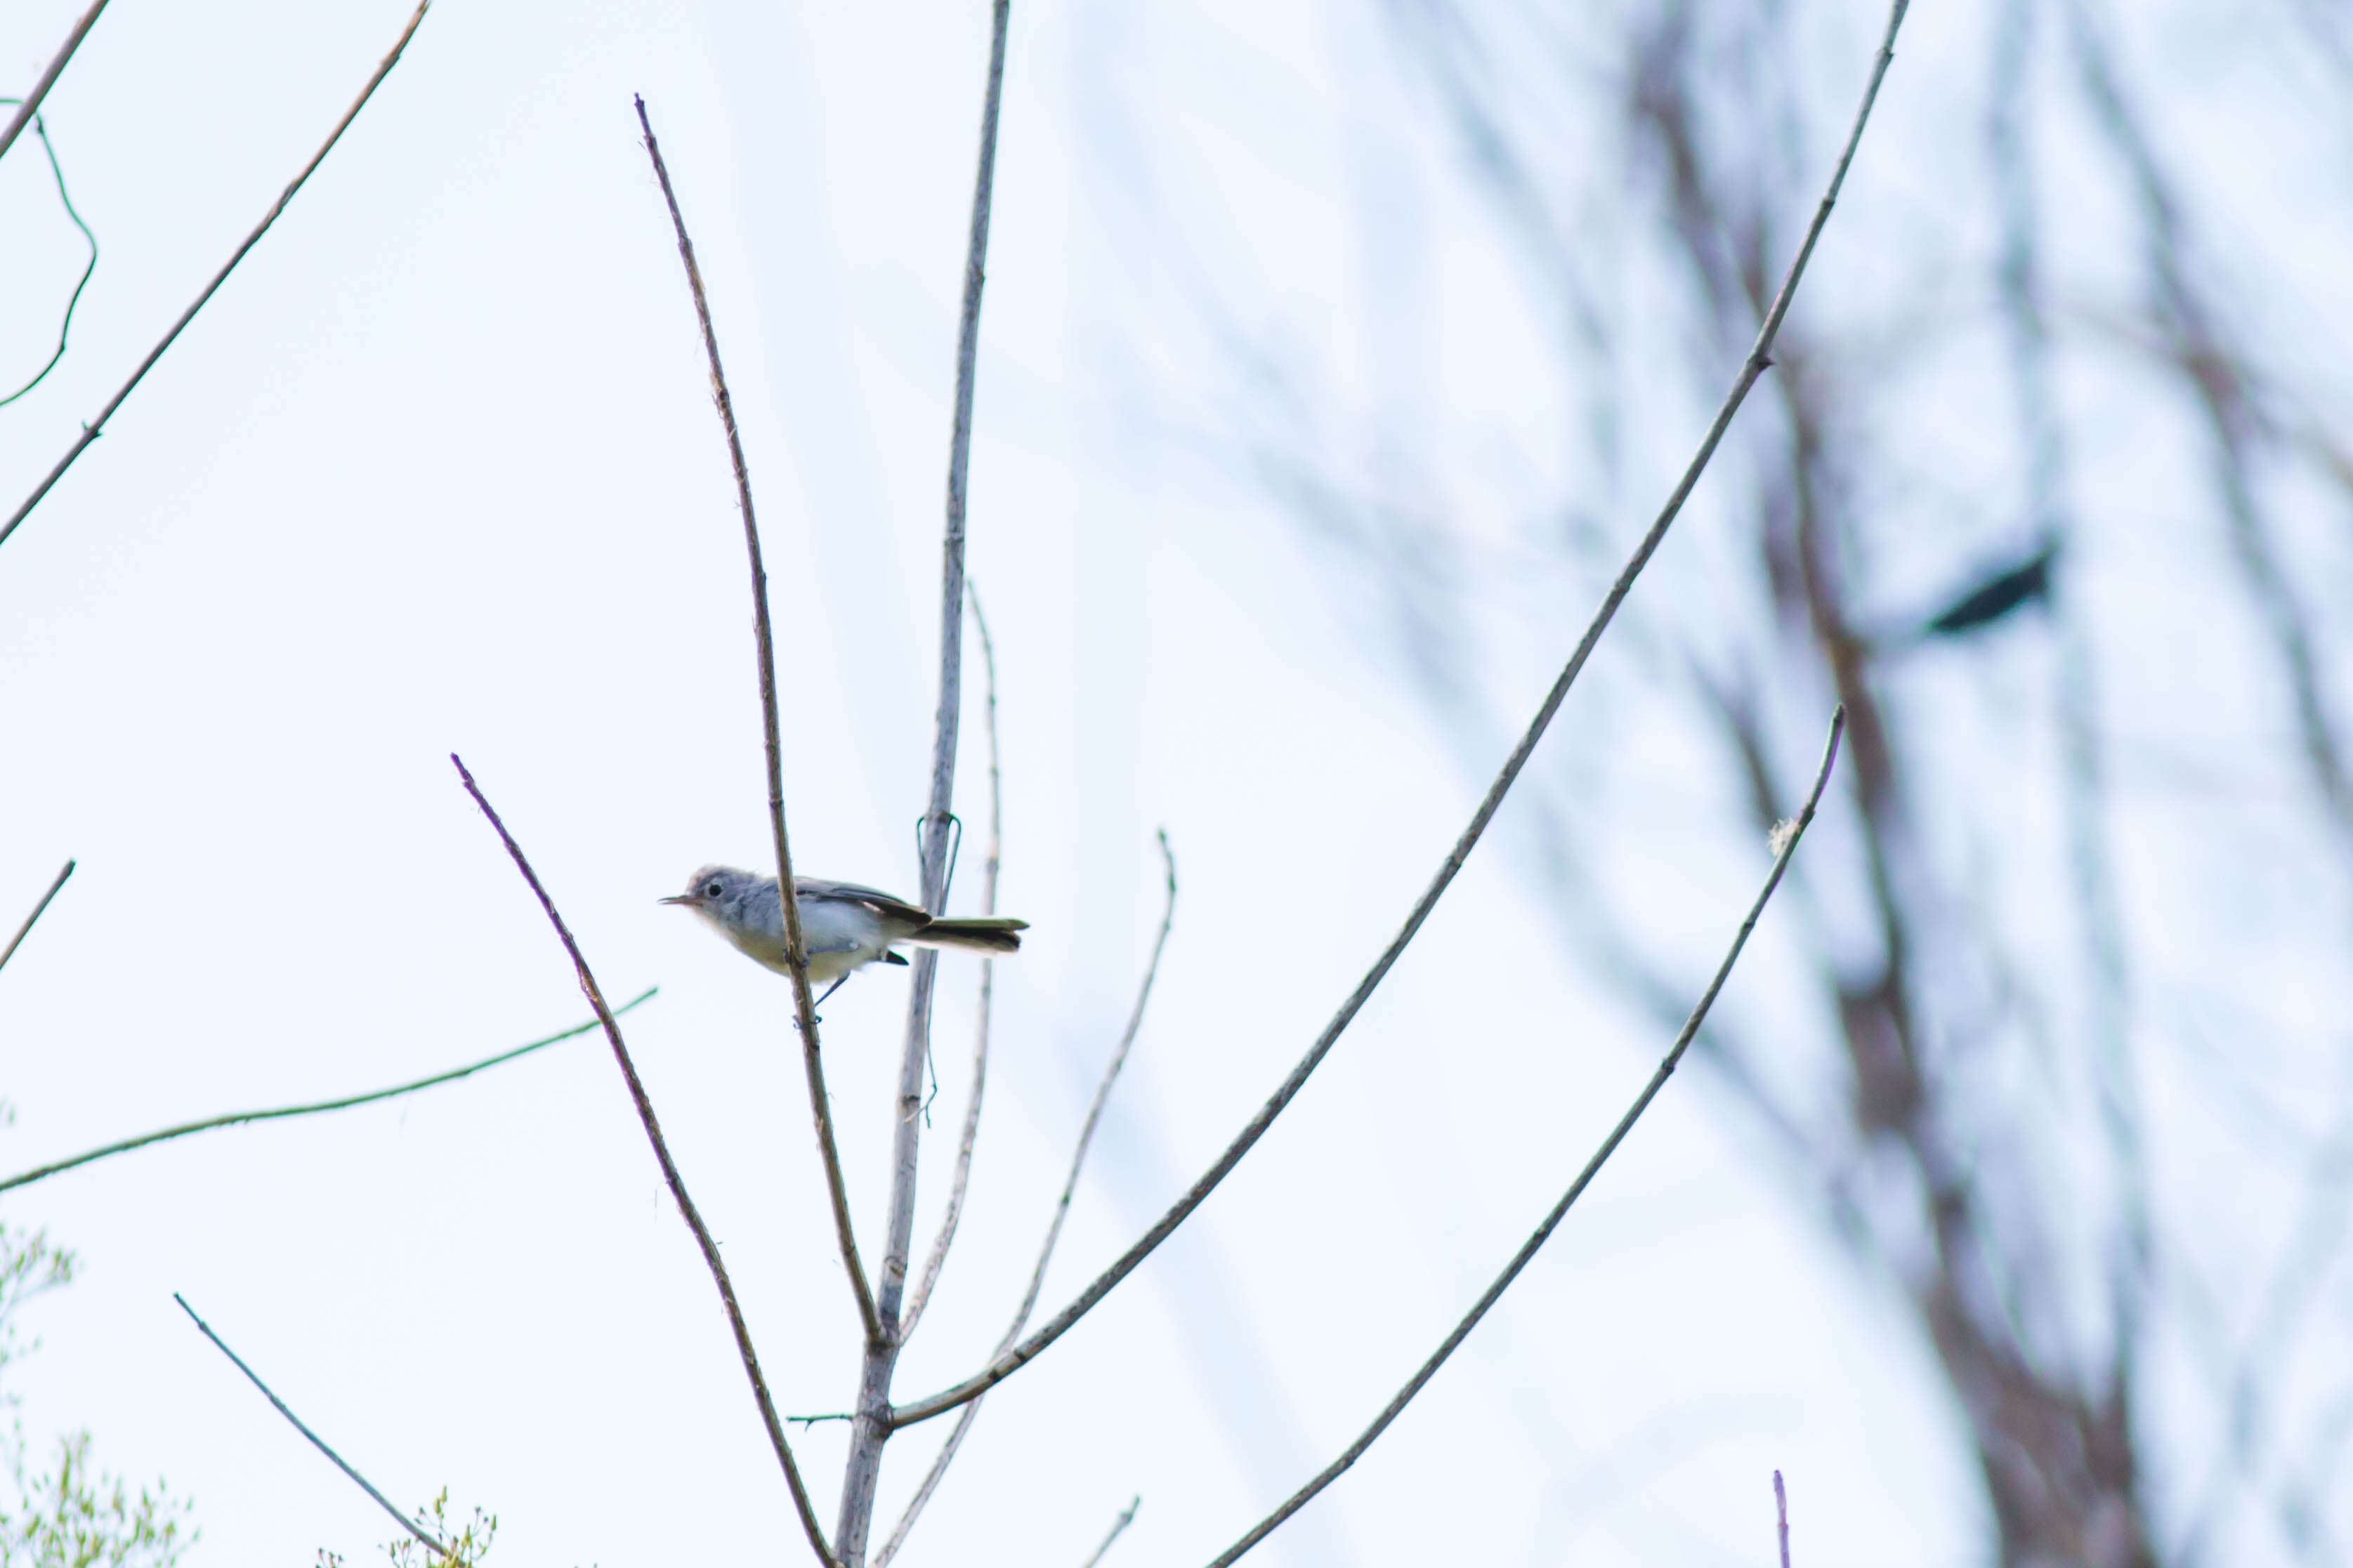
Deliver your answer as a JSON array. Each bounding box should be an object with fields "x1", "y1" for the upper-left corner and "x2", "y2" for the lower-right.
[{"x1": 910, "y1": 916, "x2": 1028, "y2": 954}]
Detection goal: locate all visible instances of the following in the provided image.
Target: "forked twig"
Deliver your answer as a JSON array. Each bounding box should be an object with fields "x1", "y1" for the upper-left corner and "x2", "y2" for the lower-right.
[
  {"x1": 0, "y1": 0, "x2": 432, "y2": 551},
  {"x1": 0, "y1": 0, "x2": 112, "y2": 167},
  {"x1": 0, "y1": 990, "x2": 655, "y2": 1194},
  {"x1": 452, "y1": 755, "x2": 837, "y2": 1568},
  {"x1": 1081, "y1": 1496, "x2": 1141, "y2": 1568},
  {"x1": 900, "y1": 581, "x2": 1007, "y2": 1347},
  {"x1": 876, "y1": 834, "x2": 1177, "y2": 1567},
  {"x1": 0, "y1": 860, "x2": 73, "y2": 977},
  {"x1": 891, "y1": 0, "x2": 1912, "y2": 1433},
  {"x1": 173, "y1": 1293, "x2": 447, "y2": 1558},
  {"x1": 632, "y1": 93, "x2": 883, "y2": 1350},
  {"x1": 1206, "y1": 710, "x2": 1846, "y2": 1565}
]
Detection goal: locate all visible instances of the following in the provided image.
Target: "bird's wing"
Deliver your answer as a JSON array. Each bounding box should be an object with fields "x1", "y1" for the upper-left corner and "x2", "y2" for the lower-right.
[{"x1": 796, "y1": 878, "x2": 931, "y2": 926}]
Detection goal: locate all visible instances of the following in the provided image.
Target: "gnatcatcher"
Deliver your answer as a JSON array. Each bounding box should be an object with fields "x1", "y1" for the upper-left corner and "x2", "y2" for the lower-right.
[{"x1": 663, "y1": 865, "x2": 1027, "y2": 1003}]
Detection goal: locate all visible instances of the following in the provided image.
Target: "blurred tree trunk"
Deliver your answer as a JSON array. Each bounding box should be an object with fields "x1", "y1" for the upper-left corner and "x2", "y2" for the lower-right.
[{"x1": 1214, "y1": 1, "x2": 2353, "y2": 1561}]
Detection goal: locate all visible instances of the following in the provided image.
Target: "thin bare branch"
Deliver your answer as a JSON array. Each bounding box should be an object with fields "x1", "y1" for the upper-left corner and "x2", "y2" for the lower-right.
[
  {"x1": 0, "y1": 0, "x2": 111, "y2": 167},
  {"x1": 876, "y1": 833, "x2": 1177, "y2": 1568},
  {"x1": 0, "y1": 0, "x2": 431, "y2": 552},
  {"x1": 900, "y1": 581, "x2": 1007, "y2": 1347},
  {"x1": 836, "y1": 2, "x2": 1013, "y2": 1557},
  {"x1": 1011, "y1": 831, "x2": 1176, "y2": 1324},
  {"x1": 1776, "y1": 1470, "x2": 1792, "y2": 1568},
  {"x1": 452, "y1": 755, "x2": 837, "y2": 1568},
  {"x1": 1082, "y1": 1497, "x2": 1142, "y2": 1568},
  {"x1": 173, "y1": 1293, "x2": 447, "y2": 1558},
  {"x1": 0, "y1": 990, "x2": 655, "y2": 1194},
  {"x1": 1205, "y1": 709, "x2": 1845, "y2": 1566},
  {"x1": 632, "y1": 92, "x2": 882, "y2": 1351},
  {"x1": 892, "y1": 0, "x2": 1910, "y2": 1433},
  {"x1": 0, "y1": 860, "x2": 73, "y2": 977}
]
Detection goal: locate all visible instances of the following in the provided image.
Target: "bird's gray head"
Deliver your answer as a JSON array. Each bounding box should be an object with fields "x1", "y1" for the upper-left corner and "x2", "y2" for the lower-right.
[{"x1": 660, "y1": 865, "x2": 766, "y2": 930}]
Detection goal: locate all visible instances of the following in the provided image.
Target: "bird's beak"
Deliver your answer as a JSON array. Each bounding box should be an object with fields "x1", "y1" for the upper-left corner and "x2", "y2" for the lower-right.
[{"x1": 658, "y1": 895, "x2": 695, "y2": 906}]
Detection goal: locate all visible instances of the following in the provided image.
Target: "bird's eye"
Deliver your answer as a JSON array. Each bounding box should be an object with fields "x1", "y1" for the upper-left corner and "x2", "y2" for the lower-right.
[{"x1": 705, "y1": 881, "x2": 725, "y2": 900}]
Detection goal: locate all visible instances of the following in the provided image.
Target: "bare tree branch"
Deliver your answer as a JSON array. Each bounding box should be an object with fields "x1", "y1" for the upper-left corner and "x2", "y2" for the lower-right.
[
  {"x1": 900, "y1": 581, "x2": 1007, "y2": 1348},
  {"x1": 1081, "y1": 1496, "x2": 1141, "y2": 1568},
  {"x1": 875, "y1": 832, "x2": 1177, "y2": 1568},
  {"x1": 0, "y1": 0, "x2": 112, "y2": 166},
  {"x1": 0, "y1": 989, "x2": 655, "y2": 1194},
  {"x1": 633, "y1": 92, "x2": 884, "y2": 1352},
  {"x1": 173, "y1": 1292, "x2": 448, "y2": 1558},
  {"x1": 893, "y1": 0, "x2": 1911, "y2": 1432},
  {"x1": 834, "y1": 2, "x2": 1013, "y2": 1558},
  {"x1": 0, "y1": 860, "x2": 73, "y2": 977},
  {"x1": 452, "y1": 754, "x2": 837, "y2": 1568},
  {"x1": 1205, "y1": 709, "x2": 1845, "y2": 1567},
  {"x1": 1012, "y1": 828, "x2": 1176, "y2": 1352},
  {"x1": 2071, "y1": 0, "x2": 2353, "y2": 861},
  {"x1": 0, "y1": 0, "x2": 432, "y2": 552},
  {"x1": 1777, "y1": 1470, "x2": 1792, "y2": 1568}
]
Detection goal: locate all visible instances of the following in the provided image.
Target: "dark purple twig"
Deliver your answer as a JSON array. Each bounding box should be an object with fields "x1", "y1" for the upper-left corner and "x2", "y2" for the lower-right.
[{"x1": 452, "y1": 754, "x2": 837, "y2": 1568}]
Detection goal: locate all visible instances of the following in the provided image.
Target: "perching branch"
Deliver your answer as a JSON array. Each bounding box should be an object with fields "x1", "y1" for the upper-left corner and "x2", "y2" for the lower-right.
[
  {"x1": 834, "y1": 2, "x2": 1013, "y2": 1560},
  {"x1": 452, "y1": 755, "x2": 837, "y2": 1568},
  {"x1": 173, "y1": 1292, "x2": 448, "y2": 1559},
  {"x1": 0, "y1": 0, "x2": 111, "y2": 167},
  {"x1": 1205, "y1": 709, "x2": 1845, "y2": 1566},
  {"x1": 0, "y1": 0, "x2": 432, "y2": 552},
  {"x1": 1776, "y1": 1470, "x2": 1792, "y2": 1568},
  {"x1": 1081, "y1": 1497, "x2": 1142, "y2": 1568},
  {"x1": 633, "y1": 92, "x2": 884, "y2": 1352},
  {"x1": 0, "y1": 860, "x2": 73, "y2": 977},
  {"x1": 891, "y1": 0, "x2": 1910, "y2": 1432},
  {"x1": 899, "y1": 581, "x2": 1007, "y2": 1348},
  {"x1": 0, "y1": 990, "x2": 655, "y2": 1194},
  {"x1": 875, "y1": 832, "x2": 1177, "y2": 1568}
]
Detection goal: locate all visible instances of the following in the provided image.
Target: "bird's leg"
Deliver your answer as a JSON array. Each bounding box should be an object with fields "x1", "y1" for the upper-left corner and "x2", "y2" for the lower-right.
[{"x1": 795, "y1": 942, "x2": 862, "y2": 1023}]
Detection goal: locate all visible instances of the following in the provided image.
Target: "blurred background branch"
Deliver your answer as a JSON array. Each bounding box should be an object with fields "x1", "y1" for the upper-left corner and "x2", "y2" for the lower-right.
[{"x1": 1158, "y1": 0, "x2": 2353, "y2": 1560}]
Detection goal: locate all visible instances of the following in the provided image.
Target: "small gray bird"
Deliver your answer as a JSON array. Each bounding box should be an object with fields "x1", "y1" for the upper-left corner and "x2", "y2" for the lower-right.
[{"x1": 663, "y1": 865, "x2": 1027, "y2": 1003}]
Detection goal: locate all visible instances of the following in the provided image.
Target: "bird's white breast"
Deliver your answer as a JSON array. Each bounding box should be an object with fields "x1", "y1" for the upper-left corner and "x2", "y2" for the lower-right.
[{"x1": 721, "y1": 892, "x2": 890, "y2": 984}]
